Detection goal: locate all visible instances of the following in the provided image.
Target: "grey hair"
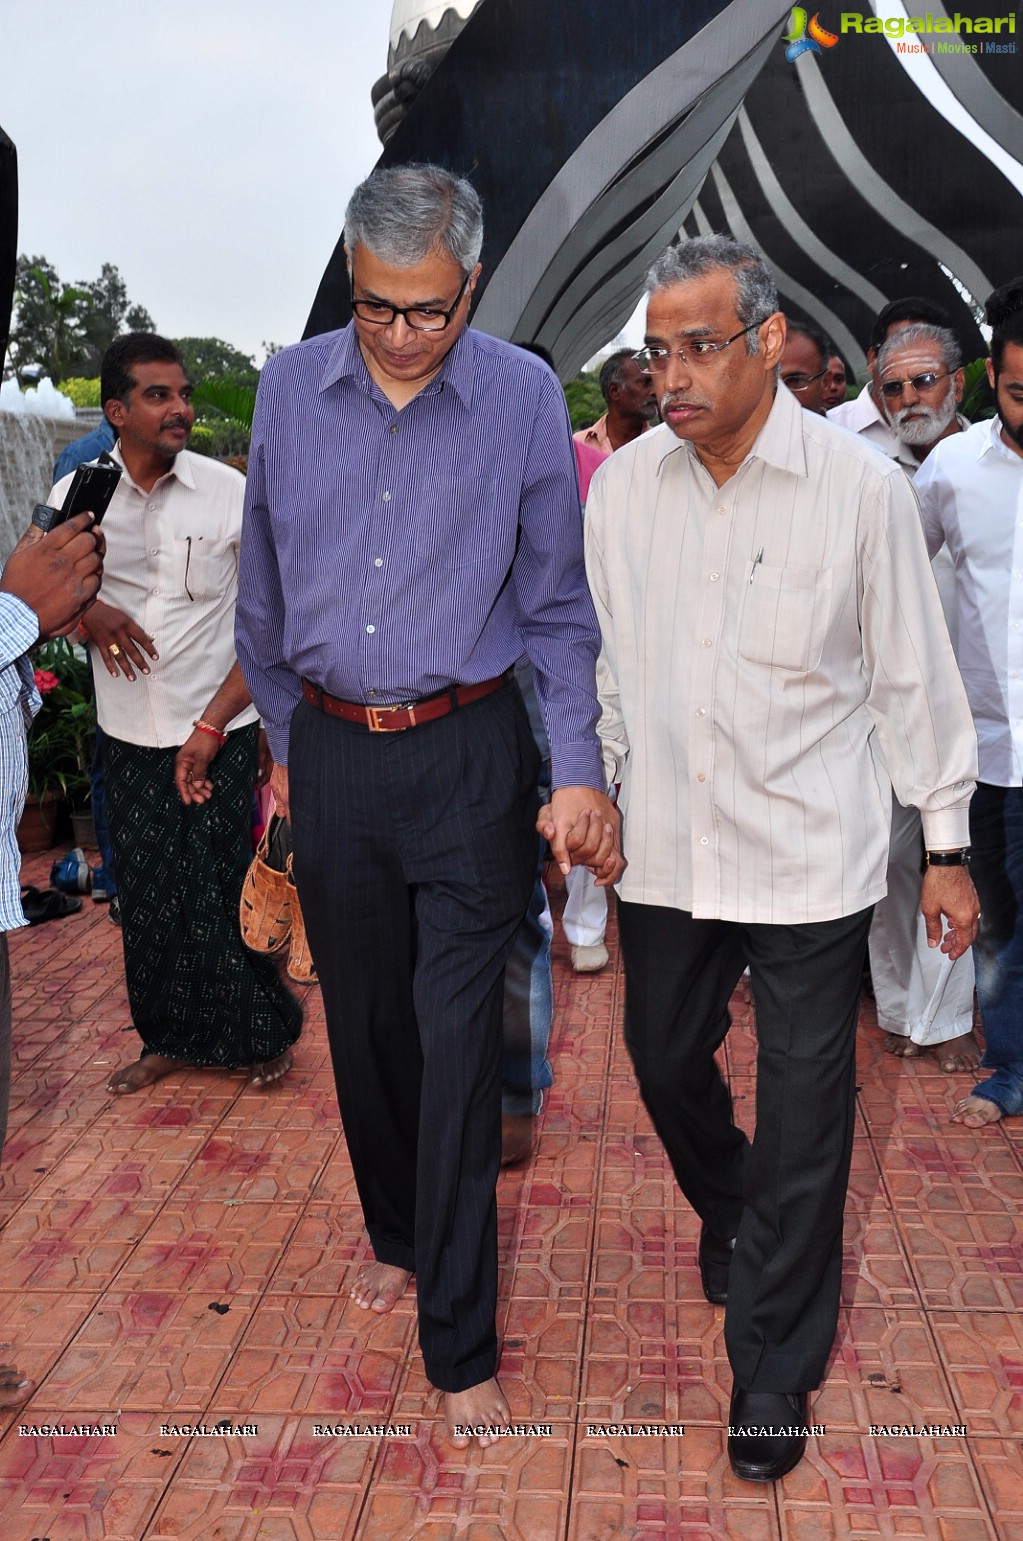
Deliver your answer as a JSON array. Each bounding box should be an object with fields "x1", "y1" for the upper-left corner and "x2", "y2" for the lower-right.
[
  {"x1": 877, "y1": 322, "x2": 962, "y2": 376},
  {"x1": 344, "y1": 162, "x2": 483, "y2": 274},
  {"x1": 645, "y1": 235, "x2": 778, "y2": 355}
]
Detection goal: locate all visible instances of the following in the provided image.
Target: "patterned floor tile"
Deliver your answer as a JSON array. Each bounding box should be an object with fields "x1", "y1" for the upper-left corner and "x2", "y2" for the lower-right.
[
  {"x1": 147, "y1": 1416, "x2": 377, "y2": 1541},
  {"x1": 0, "y1": 1290, "x2": 100, "y2": 1428},
  {"x1": 40, "y1": 1290, "x2": 259, "y2": 1413},
  {"x1": 879, "y1": 1136, "x2": 1023, "y2": 1214},
  {"x1": 0, "y1": 1197, "x2": 164, "y2": 1291},
  {"x1": 164, "y1": 1126, "x2": 339, "y2": 1204},
  {"x1": 0, "y1": 1411, "x2": 181, "y2": 1541},
  {"x1": 216, "y1": 1292, "x2": 415, "y2": 1415},
  {"x1": 567, "y1": 1428, "x2": 780, "y2": 1541},
  {"x1": 928, "y1": 1310, "x2": 1023, "y2": 1435},
  {"x1": 840, "y1": 1211, "x2": 920, "y2": 1309},
  {"x1": 969, "y1": 1437, "x2": 1023, "y2": 1539},
  {"x1": 898, "y1": 1207, "x2": 1023, "y2": 1312},
  {"x1": 266, "y1": 1203, "x2": 374, "y2": 1295},
  {"x1": 816, "y1": 1308, "x2": 961, "y2": 1431},
  {"x1": 773, "y1": 1432, "x2": 995, "y2": 1540},
  {"x1": 112, "y1": 1200, "x2": 305, "y2": 1294}
]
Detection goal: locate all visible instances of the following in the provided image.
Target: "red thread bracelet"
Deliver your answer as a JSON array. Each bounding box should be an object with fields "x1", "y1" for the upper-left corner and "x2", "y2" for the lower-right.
[{"x1": 193, "y1": 718, "x2": 227, "y2": 746}]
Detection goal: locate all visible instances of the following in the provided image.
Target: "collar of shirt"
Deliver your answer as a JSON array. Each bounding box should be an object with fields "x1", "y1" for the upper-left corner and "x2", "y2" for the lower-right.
[
  {"x1": 978, "y1": 414, "x2": 1023, "y2": 466},
  {"x1": 318, "y1": 321, "x2": 476, "y2": 411},
  {"x1": 111, "y1": 440, "x2": 197, "y2": 494},
  {"x1": 654, "y1": 382, "x2": 809, "y2": 483},
  {"x1": 828, "y1": 385, "x2": 885, "y2": 433}
]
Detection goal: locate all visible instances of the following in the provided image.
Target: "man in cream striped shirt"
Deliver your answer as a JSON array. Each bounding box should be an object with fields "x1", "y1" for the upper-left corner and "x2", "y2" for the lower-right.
[{"x1": 584, "y1": 235, "x2": 979, "y2": 1483}]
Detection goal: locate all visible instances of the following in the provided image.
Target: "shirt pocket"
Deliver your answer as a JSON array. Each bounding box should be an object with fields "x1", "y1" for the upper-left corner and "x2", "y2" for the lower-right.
[
  {"x1": 737, "y1": 563, "x2": 833, "y2": 673},
  {"x1": 171, "y1": 536, "x2": 237, "y2": 601}
]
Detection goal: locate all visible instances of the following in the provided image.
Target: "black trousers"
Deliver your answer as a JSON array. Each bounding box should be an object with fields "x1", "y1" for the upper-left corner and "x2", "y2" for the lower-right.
[
  {"x1": 618, "y1": 900, "x2": 873, "y2": 1393},
  {"x1": 289, "y1": 685, "x2": 539, "y2": 1392}
]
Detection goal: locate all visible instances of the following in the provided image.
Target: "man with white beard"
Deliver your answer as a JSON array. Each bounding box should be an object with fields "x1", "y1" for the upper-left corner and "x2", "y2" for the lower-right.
[{"x1": 870, "y1": 322, "x2": 979, "y2": 1073}]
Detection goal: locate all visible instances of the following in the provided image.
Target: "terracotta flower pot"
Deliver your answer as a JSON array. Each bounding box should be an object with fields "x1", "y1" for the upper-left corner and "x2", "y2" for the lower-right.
[{"x1": 17, "y1": 791, "x2": 61, "y2": 854}]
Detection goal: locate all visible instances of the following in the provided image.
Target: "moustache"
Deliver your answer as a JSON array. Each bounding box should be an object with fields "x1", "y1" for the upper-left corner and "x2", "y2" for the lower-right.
[{"x1": 659, "y1": 391, "x2": 707, "y2": 413}]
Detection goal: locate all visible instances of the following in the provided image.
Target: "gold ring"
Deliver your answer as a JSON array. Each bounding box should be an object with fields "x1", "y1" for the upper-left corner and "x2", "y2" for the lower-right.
[{"x1": 108, "y1": 644, "x2": 122, "y2": 656}]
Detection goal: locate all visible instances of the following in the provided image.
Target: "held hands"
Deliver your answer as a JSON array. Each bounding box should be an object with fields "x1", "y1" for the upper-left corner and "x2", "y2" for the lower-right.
[
  {"x1": 80, "y1": 597, "x2": 158, "y2": 681},
  {"x1": 0, "y1": 512, "x2": 104, "y2": 638},
  {"x1": 536, "y1": 786, "x2": 626, "y2": 887},
  {"x1": 920, "y1": 864, "x2": 981, "y2": 961}
]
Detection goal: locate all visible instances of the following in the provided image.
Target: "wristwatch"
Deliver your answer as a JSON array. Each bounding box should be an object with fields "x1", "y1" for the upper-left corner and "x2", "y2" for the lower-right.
[{"x1": 924, "y1": 848, "x2": 970, "y2": 867}]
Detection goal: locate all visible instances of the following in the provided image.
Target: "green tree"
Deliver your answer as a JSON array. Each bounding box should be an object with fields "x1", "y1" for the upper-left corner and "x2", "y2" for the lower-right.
[
  {"x1": 564, "y1": 372, "x2": 605, "y2": 432},
  {"x1": 9, "y1": 255, "x2": 154, "y2": 382},
  {"x1": 79, "y1": 262, "x2": 154, "y2": 364},
  {"x1": 174, "y1": 337, "x2": 259, "y2": 389}
]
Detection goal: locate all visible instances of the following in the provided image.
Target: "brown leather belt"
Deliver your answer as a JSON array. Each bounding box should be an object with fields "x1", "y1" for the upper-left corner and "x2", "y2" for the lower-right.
[{"x1": 302, "y1": 673, "x2": 508, "y2": 732}]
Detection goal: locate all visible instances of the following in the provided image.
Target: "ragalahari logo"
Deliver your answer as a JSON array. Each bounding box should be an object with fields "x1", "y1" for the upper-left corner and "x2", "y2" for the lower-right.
[{"x1": 785, "y1": 7, "x2": 840, "y2": 60}]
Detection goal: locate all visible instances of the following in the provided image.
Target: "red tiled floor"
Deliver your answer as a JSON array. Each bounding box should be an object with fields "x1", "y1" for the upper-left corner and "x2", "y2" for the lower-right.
[{"x1": 0, "y1": 855, "x2": 1018, "y2": 1538}]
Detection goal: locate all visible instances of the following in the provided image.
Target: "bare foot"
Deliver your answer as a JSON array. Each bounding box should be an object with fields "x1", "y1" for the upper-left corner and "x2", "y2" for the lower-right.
[
  {"x1": 936, "y1": 1032, "x2": 981, "y2": 1074},
  {"x1": 951, "y1": 1094, "x2": 1004, "y2": 1127},
  {"x1": 443, "y1": 1376, "x2": 511, "y2": 1448},
  {"x1": 0, "y1": 1362, "x2": 35, "y2": 1410},
  {"x1": 106, "y1": 1054, "x2": 191, "y2": 1096},
  {"x1": 501, "y1": 1113, "x2": 537, "y2": 1166},
  {"x1": 350, "y1": 1261, "x2": 412, "y2": 1313},
  {"x1": 248, "y1": 1049, "x2": 293, "y2": 1088},
  {"x1": 883, "y1": 1033, "x2": 929, "y2": 1058}
]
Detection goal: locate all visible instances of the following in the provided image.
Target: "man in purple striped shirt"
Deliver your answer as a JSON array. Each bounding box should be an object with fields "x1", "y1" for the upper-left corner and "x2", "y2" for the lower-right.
[{"x1": 236, "y1": 162, "x2": 623, "y2": 1448}]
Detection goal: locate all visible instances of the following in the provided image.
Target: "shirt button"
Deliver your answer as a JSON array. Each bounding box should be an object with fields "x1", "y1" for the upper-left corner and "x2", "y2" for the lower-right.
[
  {"x1": 382, "y1": 491, "x2": 392, "y2": 502},
  {"x1": 374, "y1": 558, "x2": 383, "y2": 568},
  {"x1": 702, "y1": 638, "x2": 713, "y2": 648},
  {"x1": 696, "y1": 773, "x2": 706, "y2": 782},
  {"x1": 147, "y1": 503, "x2": 157, "y2": 512},
  {"x1": 150, "y1": 547, "x2": 159, "y2": 555},
  {"x1": 700, "y1": 836, "x2": 710, "y2": 846},
  {"x1": 696, "y1": 707, "x2": 706, "y2": 717},
  {"x1": 716, "y1": 506, "x2": 725, "y2": 515},
  {"x1": 152, "y1": 588, "x2": 160, "y2": 595},
  {"x1": 709, "y1": 572, "x2": 719, "y2": 582},
  {"x1": 389, "y1": 424, "x2": 398, "y2": 434},
  {"x1": 365, "y1": 625, "x2": 376, "y2": 634}
]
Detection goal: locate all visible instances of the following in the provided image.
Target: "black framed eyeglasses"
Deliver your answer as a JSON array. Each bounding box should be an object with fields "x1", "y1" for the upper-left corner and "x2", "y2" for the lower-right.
[
  {"x1": 633, "y1": 318, "x2": 768, "y2": 372},
  {"x1": 782, "y1": 366, "x2": 828, "y2": 392},
  {"x1": 349, "y1": 269, "x2": 471, "y2": 332},
  {"x1": 879, "y1": 370, "x2": 951, "y2": 401}
]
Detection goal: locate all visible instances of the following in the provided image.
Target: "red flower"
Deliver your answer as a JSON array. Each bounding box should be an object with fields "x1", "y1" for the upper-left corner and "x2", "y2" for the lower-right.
[{"x1": 33, "y1": 669, "x2": 60, "y2": 694}]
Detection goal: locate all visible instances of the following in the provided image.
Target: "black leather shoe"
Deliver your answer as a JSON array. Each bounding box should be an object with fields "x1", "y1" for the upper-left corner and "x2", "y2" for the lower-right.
[
  {"x1": 727, "y1": 1387, "x2": 809, "y2": 1481},
  {"x1": 697, "y1": 1224, "x2": 735, "y2": 1304}
]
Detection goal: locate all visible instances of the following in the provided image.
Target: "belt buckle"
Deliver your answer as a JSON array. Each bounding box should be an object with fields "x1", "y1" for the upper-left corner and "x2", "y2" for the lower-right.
[{"x1": 367, "y1": 703, "x2": 416, "y2": 732}]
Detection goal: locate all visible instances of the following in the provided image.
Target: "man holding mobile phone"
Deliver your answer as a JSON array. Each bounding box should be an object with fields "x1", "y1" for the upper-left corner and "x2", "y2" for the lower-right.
[{"x1": 50, "y1": 333, "x2": 302, "y2": 1100}]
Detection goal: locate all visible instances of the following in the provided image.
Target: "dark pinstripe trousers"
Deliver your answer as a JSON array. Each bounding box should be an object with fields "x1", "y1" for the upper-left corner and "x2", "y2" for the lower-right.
[{"x1": 289, "y1": 685, "x2": 539, "y2": 1391}]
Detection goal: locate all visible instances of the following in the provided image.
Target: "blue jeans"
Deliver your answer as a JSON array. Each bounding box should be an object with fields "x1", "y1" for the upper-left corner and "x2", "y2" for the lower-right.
[
  {"x1": 968, "y1": 782, "x2": 1023, "y2": 1116},
  {"x1": 501, "y1": 854, "x2": 554, "y2": 1116}
]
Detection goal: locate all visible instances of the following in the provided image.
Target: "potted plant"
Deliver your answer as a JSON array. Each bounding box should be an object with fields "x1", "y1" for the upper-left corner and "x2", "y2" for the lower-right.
[{"x1": 19, "y1": 638, "x2": 96, "y2": 852}]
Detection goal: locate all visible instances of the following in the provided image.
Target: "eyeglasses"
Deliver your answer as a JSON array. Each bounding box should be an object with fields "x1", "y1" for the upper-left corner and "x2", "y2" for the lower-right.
[
  {"x1": 349, "y1": 269, "x2": 471, "y2": 332},
  {"x1": 782, "y1": 366, "x2": 827, "y2": 393},
  {"x1": 879, "y1": 370, "x2": 951, "y2": 401},
  {"x1": 633, "y1": 319, "x2": 768, "y2": 373}
]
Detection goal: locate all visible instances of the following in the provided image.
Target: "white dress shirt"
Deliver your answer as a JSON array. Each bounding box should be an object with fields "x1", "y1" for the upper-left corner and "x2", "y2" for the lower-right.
[
  {"x1": 585, "y1": 385, "x2": 977, "y2": 925},
  {"x1": 50, "y1": 447, "x2": 257, "y2": 749},
  {"x1": 916, "y1": 416, "x2": 1023, "y2": 786},
  {"x1": 828, "y1": 386, "x2": 899, "y2": 456}
]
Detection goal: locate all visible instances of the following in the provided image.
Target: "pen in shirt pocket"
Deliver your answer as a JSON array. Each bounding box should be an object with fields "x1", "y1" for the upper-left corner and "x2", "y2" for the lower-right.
[{"x1": 749, "y1": 548, "x2": 764, "y2": 585}]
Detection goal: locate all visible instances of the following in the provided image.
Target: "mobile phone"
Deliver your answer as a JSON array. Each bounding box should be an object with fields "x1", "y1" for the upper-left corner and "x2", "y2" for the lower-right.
[{"x1": 31, "y1": 454, "x2": 122, "y2": 533}]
